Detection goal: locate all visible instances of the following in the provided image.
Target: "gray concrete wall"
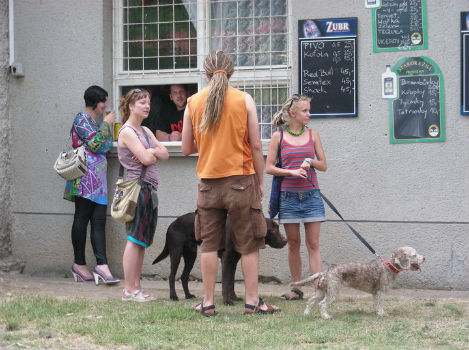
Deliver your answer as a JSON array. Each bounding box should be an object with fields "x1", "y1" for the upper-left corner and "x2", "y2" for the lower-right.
[
  {"x1": 8, "y1": 0, "x2": 469, "y2": 290},
  {"x1": 9, "y1": 0, "x2": 110, "y2": 275},
  {"x1": 290, "y1": 0, "x2": 469, "y2": 290},
  {"x1": 0, "y1": 0, "x2": 12, "y2": 259}
]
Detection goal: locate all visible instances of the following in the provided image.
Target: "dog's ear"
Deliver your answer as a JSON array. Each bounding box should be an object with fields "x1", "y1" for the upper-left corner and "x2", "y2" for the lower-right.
[{"x1": 392, "y1": 248, "x2": 410, "y2": 270}]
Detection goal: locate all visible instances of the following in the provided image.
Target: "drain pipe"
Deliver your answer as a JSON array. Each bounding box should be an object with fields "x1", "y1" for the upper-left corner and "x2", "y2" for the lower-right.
[{"x1": 9, "y1": 0, "x2": 13, "y2": 66}]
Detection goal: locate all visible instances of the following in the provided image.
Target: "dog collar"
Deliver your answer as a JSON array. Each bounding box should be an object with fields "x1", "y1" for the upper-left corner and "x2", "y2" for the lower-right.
[{"x1": 381, "y1": 258, "x2": 400, "y2": 274}]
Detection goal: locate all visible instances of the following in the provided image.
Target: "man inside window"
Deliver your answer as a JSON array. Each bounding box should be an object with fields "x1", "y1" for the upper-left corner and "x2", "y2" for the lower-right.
[{"x1": 155, "y1": 84, "x2": 188, "y2": 141}]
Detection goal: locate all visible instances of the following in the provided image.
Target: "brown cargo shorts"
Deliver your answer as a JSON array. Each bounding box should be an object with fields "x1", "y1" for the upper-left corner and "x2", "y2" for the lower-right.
[{"x1": 195, "y1": 174, "x2": 267, "y2": 254}]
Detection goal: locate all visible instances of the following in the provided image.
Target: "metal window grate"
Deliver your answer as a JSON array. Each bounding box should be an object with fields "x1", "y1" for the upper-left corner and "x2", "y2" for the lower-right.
[
  {"x1": 114, "y1": 0, "x2": 292, "y2": 139},
  {"x1": 232, "y1": 81, "x2": 288, "y2": 141},
  {"x1": 209, "y1": 0, "x2": 288, "y2": 67},
  {"x1": 122, "y1": 0, "x2": 198, "y2": 71}
]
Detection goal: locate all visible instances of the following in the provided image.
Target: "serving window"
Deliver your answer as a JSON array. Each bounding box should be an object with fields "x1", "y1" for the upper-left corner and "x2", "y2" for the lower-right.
[{"x1": 113, "y1": 0, "x2": 292, "y2": 142}]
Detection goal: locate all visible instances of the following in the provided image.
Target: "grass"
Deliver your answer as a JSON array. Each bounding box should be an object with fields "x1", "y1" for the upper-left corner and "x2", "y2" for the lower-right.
[{"x1": 0, "y1": 293, "x2": 467, "y2": 350}]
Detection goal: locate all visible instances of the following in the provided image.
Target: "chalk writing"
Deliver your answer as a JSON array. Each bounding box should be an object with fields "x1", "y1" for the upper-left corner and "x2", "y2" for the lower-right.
[
  {"x1": 375, "y1": 0, "x2": 425, "y2": 50},
  {"x1": 300, "y1": 38, "x2": 356, "y2": 116},
  {"x1": 393, "y1": 75, "x2": 440, "y2": 139}
]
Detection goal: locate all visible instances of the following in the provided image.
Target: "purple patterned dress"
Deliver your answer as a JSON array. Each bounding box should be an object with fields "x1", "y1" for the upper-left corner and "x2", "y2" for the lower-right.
[{"x1": 63, "y1": 112, "x2": 113, "y2": 205}]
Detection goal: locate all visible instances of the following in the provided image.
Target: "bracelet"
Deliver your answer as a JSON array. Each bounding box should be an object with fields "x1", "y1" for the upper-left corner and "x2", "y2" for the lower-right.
[
  {"x1": 304, "y1": 158, "x2": 313, "y2": 166},
  {"x1": 167, "y1": 134, "x2": 171, "y2": 141}
]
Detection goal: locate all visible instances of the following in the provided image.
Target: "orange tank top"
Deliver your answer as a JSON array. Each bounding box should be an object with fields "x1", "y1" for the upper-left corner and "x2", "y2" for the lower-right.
[{"x1": 187, "y1": 86, "x2": 255, "y2": 179}]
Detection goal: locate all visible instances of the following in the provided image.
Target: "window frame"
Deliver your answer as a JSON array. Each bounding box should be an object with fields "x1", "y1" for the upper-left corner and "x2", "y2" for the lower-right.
[{"x1": 112, "y1": 0, "x2": 293, "y2": 150}]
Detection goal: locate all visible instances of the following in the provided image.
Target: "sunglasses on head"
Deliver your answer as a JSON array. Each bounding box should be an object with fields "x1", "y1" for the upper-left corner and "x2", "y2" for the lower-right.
[{"x1": 288, "y1": 94, "x2": 301, "y2": 110}]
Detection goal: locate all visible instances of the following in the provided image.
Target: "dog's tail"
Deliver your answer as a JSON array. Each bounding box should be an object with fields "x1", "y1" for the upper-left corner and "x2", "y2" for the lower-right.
[
  {"x1": 152, "y1": 235, "x2": 169, "y2": 265},
  {"x1": 291, "y1": 272, "x2": 323, "y2": 287}
]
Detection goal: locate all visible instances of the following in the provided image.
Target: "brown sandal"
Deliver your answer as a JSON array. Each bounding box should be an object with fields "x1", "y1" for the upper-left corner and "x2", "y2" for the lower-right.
[{"x1": 244, "y1": 298, "x2": 280, "y2": 315}]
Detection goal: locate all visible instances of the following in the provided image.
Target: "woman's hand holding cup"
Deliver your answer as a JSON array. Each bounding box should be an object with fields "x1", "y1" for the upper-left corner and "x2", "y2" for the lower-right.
[{"x1": 104, "y1": 110, "x2": 116, "y2": 124}]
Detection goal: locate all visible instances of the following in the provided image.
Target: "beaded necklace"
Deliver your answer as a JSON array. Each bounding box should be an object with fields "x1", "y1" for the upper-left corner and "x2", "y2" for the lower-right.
[{"x1": 285, "y1": 125, "x2": 305, "y2": 136}]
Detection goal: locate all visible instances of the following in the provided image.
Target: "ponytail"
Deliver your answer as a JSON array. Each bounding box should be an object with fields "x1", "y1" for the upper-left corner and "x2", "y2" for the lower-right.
[
  {"x1": 199, "y1": 51, "x2": 234, "y2": 133},
  {"x1": 272, "y1": 95, "x2": 310, "y2": 127}
]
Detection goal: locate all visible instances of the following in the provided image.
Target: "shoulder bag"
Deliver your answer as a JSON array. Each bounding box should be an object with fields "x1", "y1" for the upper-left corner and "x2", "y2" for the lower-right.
[
  {"x1": 111, "y1": 127, "x2": 150, "y2": 223},
  {"x1": 53, "y1": 123, "x2": 88, "y2": 180},
  {"x1": 268, "y1": 130, "x2": 284, "y2": 219}
]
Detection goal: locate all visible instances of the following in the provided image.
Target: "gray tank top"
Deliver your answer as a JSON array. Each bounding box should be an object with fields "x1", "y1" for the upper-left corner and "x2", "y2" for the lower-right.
[{"x1": 117, "y1": 125, "x2": 159, "y2": 190}]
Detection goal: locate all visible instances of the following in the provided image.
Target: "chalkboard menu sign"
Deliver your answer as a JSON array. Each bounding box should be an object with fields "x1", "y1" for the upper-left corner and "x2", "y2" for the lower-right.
[
  {"x1": 461, "y1": 12, "x2": 469, "y2": 115},
  {"x1": 390, "y1": 57, "x2": 445, "y2": 143},
  {"x1": 372, "y1": 0, "x2": 427, "y2": 52},
  {"x1": 298, "y1": 18, "x2": 357, "y2": 118}
]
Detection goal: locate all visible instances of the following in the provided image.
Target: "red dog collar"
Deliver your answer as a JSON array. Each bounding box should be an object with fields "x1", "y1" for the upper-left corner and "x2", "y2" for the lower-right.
[{"x1": 381, "y1": 258, "x2": 400, "y2": 274}]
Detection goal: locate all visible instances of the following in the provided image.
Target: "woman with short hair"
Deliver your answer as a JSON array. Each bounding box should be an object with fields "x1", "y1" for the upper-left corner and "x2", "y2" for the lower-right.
[{"x1": 64, "y1": 85, "x2": 119, "y2": 285}]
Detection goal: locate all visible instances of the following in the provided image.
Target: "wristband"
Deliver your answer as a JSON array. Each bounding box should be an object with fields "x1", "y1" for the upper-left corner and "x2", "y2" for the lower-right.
[
  {"x1": 304, "y1": 158, "x2": 313, "y2": 166},
  {"x1": 167, "y1": 134, "x2": 171, "y2": 141}
]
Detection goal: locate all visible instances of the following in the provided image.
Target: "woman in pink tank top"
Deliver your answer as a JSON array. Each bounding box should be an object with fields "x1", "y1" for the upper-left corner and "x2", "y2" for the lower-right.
[
  {"x1": 266, "y1": 94, "x2": 327, "y2": 299},
  {"x1": 118, "y1": 88, "x2": 169, "y2": 302}
]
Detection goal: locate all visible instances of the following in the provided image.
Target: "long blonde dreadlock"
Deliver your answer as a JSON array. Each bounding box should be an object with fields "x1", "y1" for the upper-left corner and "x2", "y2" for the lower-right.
[{"x1": 199, "y1": 51, "x2": 235, "y2": 133}]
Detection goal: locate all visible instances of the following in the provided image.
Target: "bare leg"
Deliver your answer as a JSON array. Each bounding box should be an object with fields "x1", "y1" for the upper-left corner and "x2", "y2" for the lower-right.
[
  {"x1": 122, "y1": 240, "x2": 144, "y2": 293},
  {"x1": 200, "y1": 251, "x2": 218, "y2": 306},
  {"x1": 304, "y1": 222, "x2": 322, "y2": 288},
  {"x1": 241, "y1": 250, "x2": 259, "y2": 307},
  {"x1": 241, "y1": 250, "x2": 279, "y2": 312},
  {"x1": 135, "y1": 247, "x2": 145, "y2": 290},
  {"x1": 283, "y1": 223, "x2": 303, "y2": 297}
]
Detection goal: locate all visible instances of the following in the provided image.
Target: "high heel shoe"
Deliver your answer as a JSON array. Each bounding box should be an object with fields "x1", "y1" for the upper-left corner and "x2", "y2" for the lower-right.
[
  {"x1": 71, "y1": 264, "x2": 94, "y2": 282},
  {"x1": 93, "y1": 266, "x2": 120, "y2": 285}
]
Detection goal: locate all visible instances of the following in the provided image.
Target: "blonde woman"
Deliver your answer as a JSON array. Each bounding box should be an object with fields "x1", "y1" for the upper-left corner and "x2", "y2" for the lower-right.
[
  {"x1": 117, "y1": 88, "x2": 169, "y2": 302},
  {"x1": 182, "y1": 51, "x2": 280, "y2": 316},
  {"x1": 266, "y1": 94, "x2": 327, "y2": 299}
]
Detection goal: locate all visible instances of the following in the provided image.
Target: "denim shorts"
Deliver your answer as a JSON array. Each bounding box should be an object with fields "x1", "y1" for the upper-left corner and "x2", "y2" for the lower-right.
[{"x1": 279, "y1": 189, "x2": 325, "y2": 224}]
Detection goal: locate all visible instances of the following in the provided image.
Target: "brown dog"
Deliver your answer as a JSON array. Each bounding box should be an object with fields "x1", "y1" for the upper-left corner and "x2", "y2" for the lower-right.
[
  {"x1": 152, "y1": 212, "x2": 287, "y2": 304},
  {"x1": 292, "y1": 246, "x2": 425, "y2": 319}
]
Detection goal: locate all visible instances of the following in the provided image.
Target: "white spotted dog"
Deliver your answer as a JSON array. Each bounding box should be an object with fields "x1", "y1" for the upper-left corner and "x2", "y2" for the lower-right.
[{"x1": 292, "y1": 247, "x2": 425, "y2": 319}]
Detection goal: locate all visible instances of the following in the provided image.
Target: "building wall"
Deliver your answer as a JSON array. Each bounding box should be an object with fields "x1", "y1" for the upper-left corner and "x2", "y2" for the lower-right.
[
  {"x1": 8, "y1": 0, "x2": 469, "y2": 289},
  {"x1": 0, "y1": 0, "x2": 13, "y2": 259}
]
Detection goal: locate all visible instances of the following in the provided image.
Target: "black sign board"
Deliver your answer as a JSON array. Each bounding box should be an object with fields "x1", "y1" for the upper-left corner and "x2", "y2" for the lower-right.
[
  {"x1": 373, "y1": 0, "x2": 427, "y2": 52},
  {"x1": 390, "y1": 57, "x2": 445, "y2": 143},
  {"x1": 298, "y1": 18, "x2": 357, "y2": 118},
  {"x1": 461, "y1": 12, "x2": 469, "y2": 115}
]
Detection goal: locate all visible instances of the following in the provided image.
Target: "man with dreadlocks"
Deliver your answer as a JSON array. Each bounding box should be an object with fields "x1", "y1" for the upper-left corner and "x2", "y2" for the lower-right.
[{"x1": 182, "y1": 51, "x2": 280, "y2": 316}]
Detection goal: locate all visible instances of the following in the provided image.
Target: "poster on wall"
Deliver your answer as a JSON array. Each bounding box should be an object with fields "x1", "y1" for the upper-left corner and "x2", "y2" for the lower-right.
[
  {"x1": 298, "y1": 18, "x2": 358, "y2": 118},
  {"x1": 390, "y1": 57, "x2": 445, "y2": 144},
  {"x1": 461, "y1": 12, "x2": 469, "y2": 115},
  {"x1": 372, "y1": 0, "x2": 427, "y2": 52}
]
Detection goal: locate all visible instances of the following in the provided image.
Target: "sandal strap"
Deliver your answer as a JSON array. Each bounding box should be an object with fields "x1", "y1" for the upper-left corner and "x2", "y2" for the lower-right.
[
  {"x1": 201, "y1": 304, "x2": 216, "y2": 312},
  {"x1": 244, "y1": 303, "x2": 256, "y2": 310},
  {"x1": 291, "y1": 288, "x2": 304, "y2": 298},
  {"x1": 245, "y1": 298, "x2": 265, "y2": 311}
]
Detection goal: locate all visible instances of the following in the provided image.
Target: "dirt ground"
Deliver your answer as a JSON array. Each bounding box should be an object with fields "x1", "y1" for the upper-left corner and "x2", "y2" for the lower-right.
[{"x1": 1, "y1": 273, "x2": 468, "y2": 302}]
